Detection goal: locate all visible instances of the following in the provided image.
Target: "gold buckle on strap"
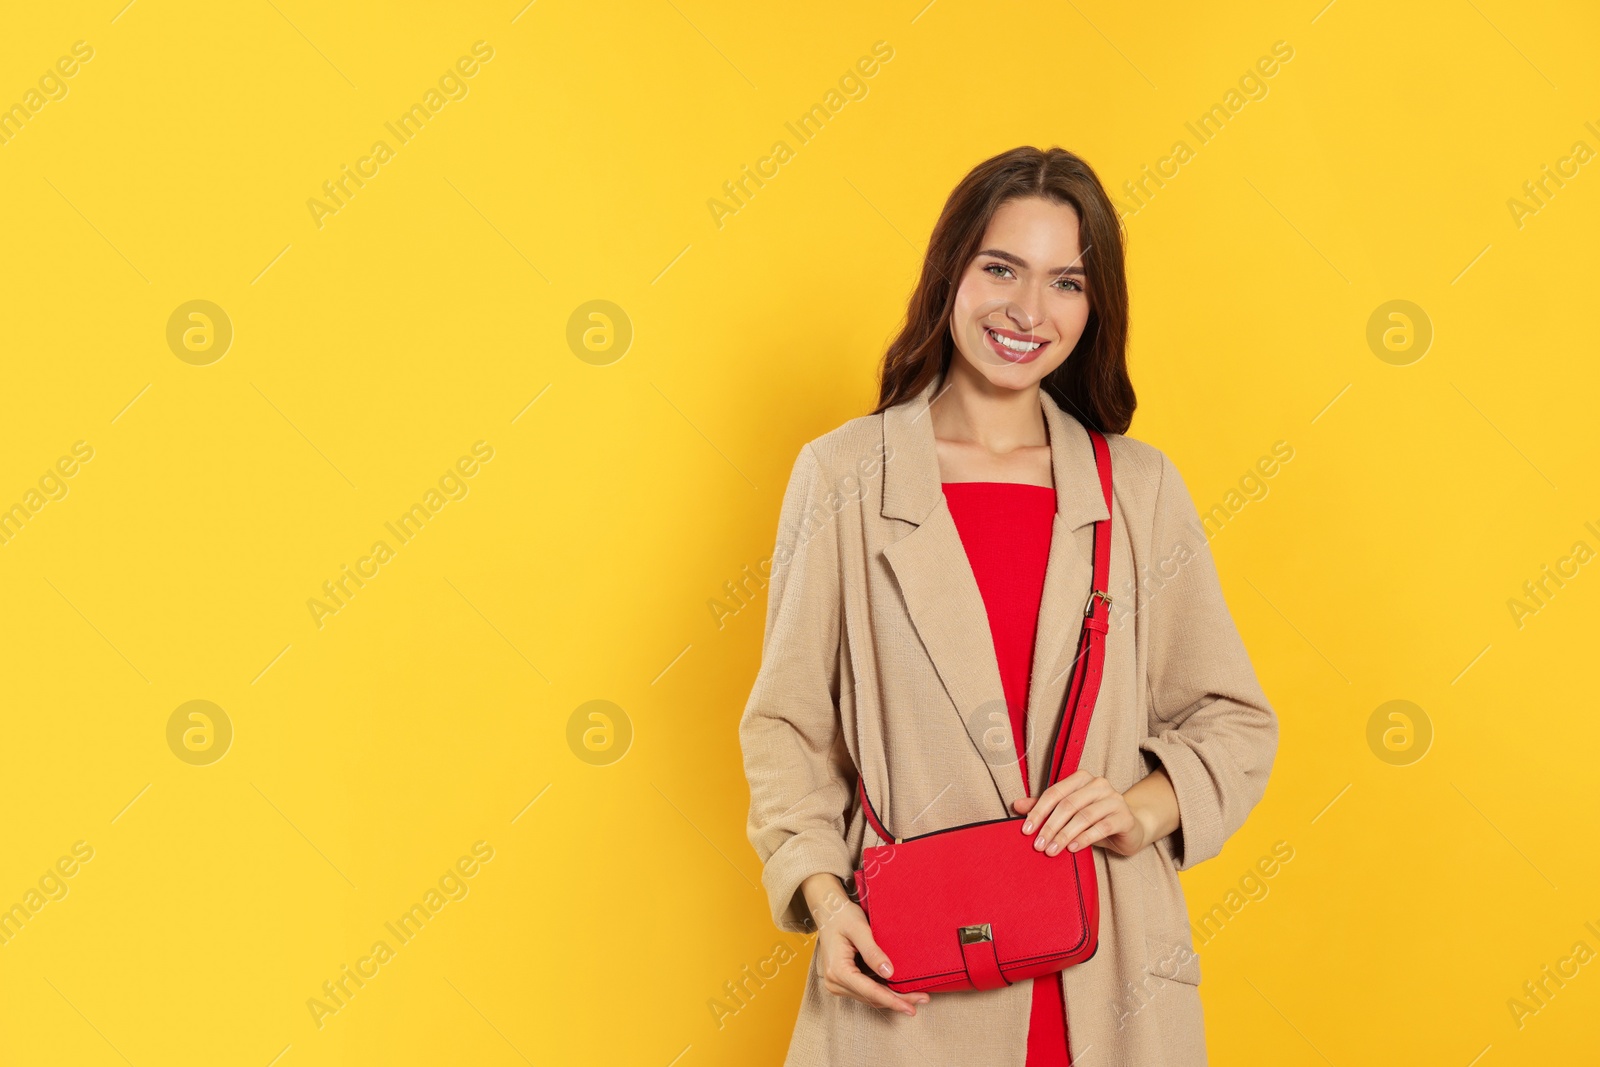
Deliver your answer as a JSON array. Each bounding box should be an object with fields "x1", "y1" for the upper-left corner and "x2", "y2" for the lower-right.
[
  {"x1": 1084, "y1": 589, "x2": 1113, "y2": 615},
  {"x1": 959, "y1": 924, "x2": 993, "y2": 945}
]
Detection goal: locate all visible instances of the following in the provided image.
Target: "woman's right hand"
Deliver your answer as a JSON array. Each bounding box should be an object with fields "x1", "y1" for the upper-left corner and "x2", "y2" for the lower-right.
[{"x1": 801, "y1": 873, "x2": 930, "y2": 1018}]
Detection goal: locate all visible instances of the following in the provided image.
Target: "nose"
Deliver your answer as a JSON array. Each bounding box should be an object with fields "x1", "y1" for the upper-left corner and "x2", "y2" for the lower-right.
[{"x1": 1003, "y1": 291, "x2": 1047, "y2": 336}]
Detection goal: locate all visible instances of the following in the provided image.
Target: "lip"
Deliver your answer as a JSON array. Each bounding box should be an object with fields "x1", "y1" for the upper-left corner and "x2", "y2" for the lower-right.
[{"x1": 984, "y1": 326, "x2": 1050, "y2": 364}]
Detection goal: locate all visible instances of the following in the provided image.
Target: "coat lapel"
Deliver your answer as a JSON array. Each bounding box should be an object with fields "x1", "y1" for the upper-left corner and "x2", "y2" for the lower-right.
[{"x1": 880, "y1": 373, "x2": 1111, "y2": 820}]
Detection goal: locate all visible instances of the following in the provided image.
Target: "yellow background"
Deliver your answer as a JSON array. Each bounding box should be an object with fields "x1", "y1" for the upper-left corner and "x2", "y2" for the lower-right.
[{"x1": 2, "y1": 0, "x2": 1597, "y2": 1063}]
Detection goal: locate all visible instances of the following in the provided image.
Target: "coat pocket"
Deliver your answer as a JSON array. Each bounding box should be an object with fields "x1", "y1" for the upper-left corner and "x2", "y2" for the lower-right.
[{"x1": 1144, "y1": 933, "x2": 1202, "y2": 986}]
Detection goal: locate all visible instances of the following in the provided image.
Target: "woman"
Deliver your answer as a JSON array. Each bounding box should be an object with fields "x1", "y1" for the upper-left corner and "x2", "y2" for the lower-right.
[{"x1": 739, "y1": 146, "x2": 1278, "y2": 1066}]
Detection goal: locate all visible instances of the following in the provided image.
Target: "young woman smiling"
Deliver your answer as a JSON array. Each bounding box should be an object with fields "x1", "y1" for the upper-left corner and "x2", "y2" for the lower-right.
[{"x1": 740, "y1": 146, "x2": 1278, "y2": 1066}]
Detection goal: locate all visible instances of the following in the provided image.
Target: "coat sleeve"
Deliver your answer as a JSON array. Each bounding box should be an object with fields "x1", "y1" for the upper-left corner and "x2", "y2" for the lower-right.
[
  {"x1": 739, "y1": 443, "x2": 858, "y2": 933},
  {"x1": 1137, "y1": 449, "x2": 1279, "y2": 871}
]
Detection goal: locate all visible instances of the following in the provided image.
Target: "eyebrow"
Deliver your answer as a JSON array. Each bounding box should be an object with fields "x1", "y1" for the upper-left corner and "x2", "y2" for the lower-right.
[{"x1": 975, "y1": 248, "x2": 1087, "y2": 276}]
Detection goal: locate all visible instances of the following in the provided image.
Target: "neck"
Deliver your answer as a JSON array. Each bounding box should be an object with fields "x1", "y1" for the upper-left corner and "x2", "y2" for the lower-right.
[{"x1": 930, "y1": 360, "x2": 1046, "y2": 453}]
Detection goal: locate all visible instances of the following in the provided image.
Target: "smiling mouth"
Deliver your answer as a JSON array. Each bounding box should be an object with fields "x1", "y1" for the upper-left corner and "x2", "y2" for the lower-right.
[{"x1": 985, "y1": 326, "x2": 1049, "y2": 362}]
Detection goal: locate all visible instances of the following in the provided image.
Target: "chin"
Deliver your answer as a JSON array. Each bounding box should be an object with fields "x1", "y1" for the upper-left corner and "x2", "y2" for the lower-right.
[{"x1": 956, "y1": 348, "x2": 1062, "y2": 392}]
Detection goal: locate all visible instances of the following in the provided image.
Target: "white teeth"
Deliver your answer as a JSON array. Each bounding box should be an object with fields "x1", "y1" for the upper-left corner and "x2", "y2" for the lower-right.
[{"x1": 989, "y1": 329, "x2": 1042, "y2": 352}]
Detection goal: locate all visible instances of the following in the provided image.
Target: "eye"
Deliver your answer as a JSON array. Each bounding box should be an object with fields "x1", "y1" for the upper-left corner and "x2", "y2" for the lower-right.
[
  {"x1": 981, "y1": 262, "x2": 1014, "y2": 279},
  {"x1": 1055, "y1": 277, "x2": 1084, "y2": 292}
]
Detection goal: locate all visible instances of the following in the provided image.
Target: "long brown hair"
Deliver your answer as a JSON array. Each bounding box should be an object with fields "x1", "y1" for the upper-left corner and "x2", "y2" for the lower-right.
[{"x1": 871, "y1": 146, "x2": 1135, "y2": 434}]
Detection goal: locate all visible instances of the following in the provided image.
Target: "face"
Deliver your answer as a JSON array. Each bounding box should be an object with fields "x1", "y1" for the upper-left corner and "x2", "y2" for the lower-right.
[{"x1": 947, "y1": 195, "x2": 1092, "y2": 391}]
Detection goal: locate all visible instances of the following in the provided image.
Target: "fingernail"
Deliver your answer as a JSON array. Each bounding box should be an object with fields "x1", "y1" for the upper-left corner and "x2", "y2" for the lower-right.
[
  {"x1": 880, "y1": 962, "x2": 893, "y2": 977},
  {"x1": 1022, "y1": 821, "x2": 1033, "y2": 834},
  {"x1": 1047, "y1": 842, "x2": 1059, "y2": 855}
]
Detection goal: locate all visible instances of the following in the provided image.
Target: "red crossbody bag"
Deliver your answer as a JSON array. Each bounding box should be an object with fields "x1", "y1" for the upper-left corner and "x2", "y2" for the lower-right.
[{"x1": 849, "y1": 426, "x2": 1113, "y2": 995}]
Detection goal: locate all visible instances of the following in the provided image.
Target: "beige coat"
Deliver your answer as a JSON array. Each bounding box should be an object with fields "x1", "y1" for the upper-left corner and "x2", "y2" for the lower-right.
[{"x1": 739, "y1": 374, "x2": 1279, "y2": 1066}]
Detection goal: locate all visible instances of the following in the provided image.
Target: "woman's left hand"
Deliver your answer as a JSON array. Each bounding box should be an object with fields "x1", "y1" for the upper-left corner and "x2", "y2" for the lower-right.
[{"x1": 1012, "y1": 770, "x2": 1150, "y2": 858}]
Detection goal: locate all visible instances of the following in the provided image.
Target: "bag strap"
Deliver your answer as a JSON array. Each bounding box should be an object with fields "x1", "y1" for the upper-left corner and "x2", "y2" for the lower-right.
[{"x1": 855, "y1": 426, "x2": 1113, "y2": 845}]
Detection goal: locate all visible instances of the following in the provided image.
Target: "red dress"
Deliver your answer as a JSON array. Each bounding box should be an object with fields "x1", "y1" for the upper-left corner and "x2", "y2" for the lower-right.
[{"x1": 942, "y1": 480, "x2": 1071, "y2": 1067}]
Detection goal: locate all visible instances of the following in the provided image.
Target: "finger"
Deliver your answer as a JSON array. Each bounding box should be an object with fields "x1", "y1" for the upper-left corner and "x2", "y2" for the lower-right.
[
  {"x1": 1022, "y1": 771, "x2": 1099, "y2": 833},
  {"x1": 1020, "y1": 781, "x2": 1072, "y2": 834},
  {"x1": 1034, "y1": 785, "x2": 1114, "y2": 851},
  {"x1": 848, "y1": 921, "x2": 897, "y2": 981},
  {"x1": 1065, "y1": 818, "x2": 1119, "y2": 852},
  {"x1": 839, "y1": 968, "x2": 924, "y2": 1016},
  {"x1": 1048, "y1": 796, "x2": 1123, "y2": 851},
  {"x1": 1020, "y1": 793, "x2": 1056, "y2": 835},
  {"x1": 1032, "y1": 787, "x2": 1090, "y2": 848},
  {"x1": 1045, "y1": 798, "x2": 1123, "y2": 855},
  {"x1": 1049, "y1": 769, "x2": 1093, "y2": 796},
  {"x1": 839, "y1": 925, "x2": 927, "y2": 1013}
]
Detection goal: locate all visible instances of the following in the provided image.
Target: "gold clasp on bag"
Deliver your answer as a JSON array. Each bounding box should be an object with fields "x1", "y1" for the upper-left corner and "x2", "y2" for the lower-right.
[
  {"x1": 1084, "y1": 589, "x2": 1113, "y2": 615},
  {"x1": 959, "y1": 924, "x2": 993, "y2": 945}
]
